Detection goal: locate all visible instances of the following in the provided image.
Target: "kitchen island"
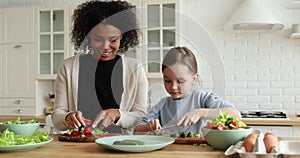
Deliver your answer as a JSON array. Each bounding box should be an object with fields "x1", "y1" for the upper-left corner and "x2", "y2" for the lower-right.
[{"x1": 1, "y1": 135, "x2": 239, "y2": 158}]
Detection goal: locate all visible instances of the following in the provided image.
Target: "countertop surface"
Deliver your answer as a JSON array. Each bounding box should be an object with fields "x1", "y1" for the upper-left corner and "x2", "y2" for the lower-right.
[
  {"x1": 1, "y1": 135, "x2": 299, "y2": 158},
  {"x1": 242, "y1": 115, "x2": 300, "y2": 126},
  {"x1": 0, "y1": 134, "x2": 239, "y2": 158}
]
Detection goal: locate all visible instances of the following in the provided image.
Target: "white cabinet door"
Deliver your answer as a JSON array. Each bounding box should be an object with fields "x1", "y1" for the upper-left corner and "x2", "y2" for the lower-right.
[
  {"x1": 0, "y1": 99, "x2": 2, "y2": 115},
  {"x1": 0, "y1": 44, "x2": 2, "y2": 98},
  {"x1": 2, "y1": 7, "x2": 35, "y2": 43},
  {"x1": 0, "y1": 9, "x2": 3, "y2": 44},
  {"x1": 2, "y1": 44, "x2": 36, "y2": 97}
]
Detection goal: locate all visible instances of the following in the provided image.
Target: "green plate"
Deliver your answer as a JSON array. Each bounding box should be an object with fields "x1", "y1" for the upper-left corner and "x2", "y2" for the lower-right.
[
  {"x1": 0, "y1": 137, "x2": 53, "y2": 152},
  {"x1": 95, "y1": 135, "x2": 174, "y2": 152}
]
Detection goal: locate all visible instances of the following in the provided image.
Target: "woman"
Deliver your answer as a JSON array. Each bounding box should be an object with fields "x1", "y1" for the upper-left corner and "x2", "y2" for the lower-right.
[{"x1": 52, "y1": 0, "x2": 148, "y2": 134}]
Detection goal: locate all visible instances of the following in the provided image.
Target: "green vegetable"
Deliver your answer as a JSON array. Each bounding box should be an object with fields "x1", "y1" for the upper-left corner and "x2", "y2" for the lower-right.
[
  {"x1": 0, "y1": 129, "x2": 49, "y2": 146},
  {"x1": 206, "y1": 111, "x2": 247, "y2": 130},
  {"x1": 194, "y1": 133, "x2": 201, "y2": 138},
  {"x1": 178, "y1": 131, "x2": 186, "y2": 138},
  {"x1": 186, "y1": 131, "x2": 193, "y2": 137},
  {"x1": 3, "y1": 117, "x2": 39, "y2": 124},
  {"x1": 170, "y1": 132, "x2": 177, "y2": 138},
  {"x1": 154, "y1": 130, "x2": 163, "y2": 135},
  {"x1": 92, "y1": 128, "x2": 106, "y2": 135},
  {"x1": 113, "y1": 139, "x2": 145, "y2": 145}
]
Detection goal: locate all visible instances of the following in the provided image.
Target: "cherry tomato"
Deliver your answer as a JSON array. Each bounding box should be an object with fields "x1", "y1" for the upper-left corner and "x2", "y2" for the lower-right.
[
  {"x1": 206, "y1": 122, "x2": 215, "y2": 129},
  {"x1": 84, "y1": 119, "x2": 92, "y2": 125}
]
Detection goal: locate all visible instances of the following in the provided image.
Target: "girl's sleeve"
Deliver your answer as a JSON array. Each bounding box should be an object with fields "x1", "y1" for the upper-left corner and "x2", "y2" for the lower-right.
[
  {"x1": 139, "y1": 98, "x2": 167, "y2": 125},
  {"x1": 198, "y1": 91, "x2": 236, "y2": 109}
]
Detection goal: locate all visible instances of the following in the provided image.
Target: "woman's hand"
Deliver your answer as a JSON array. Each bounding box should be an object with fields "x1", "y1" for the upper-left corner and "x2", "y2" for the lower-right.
[
  {"x1": 177, "y1": 109, "x2": 201, "y2": 128},
  {"x1": 145, "y1": 119, "x2": 162, "y2": 131},
  {"x1": 63, "y1": 111, "x2": 86, "y2": 129},
  {"x1": 92, "y1": 109, "x2": 120, "y2": 129}
]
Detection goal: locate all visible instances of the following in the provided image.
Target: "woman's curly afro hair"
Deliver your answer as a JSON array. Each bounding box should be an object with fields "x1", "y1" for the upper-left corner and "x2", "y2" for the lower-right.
[{"x1": 71, "y1": 0, "x2": 139, "y2": 54}]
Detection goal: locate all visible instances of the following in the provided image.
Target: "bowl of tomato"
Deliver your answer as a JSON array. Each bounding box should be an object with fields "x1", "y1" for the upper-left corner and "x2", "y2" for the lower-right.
[{"x1": 201, "y1": 111, "x2": 252, "y2": 150}]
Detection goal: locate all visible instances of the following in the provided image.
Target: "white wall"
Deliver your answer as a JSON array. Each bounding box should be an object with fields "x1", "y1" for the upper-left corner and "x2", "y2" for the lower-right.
[
  {"x1": 1, "y1": 0, "x2": 300, "y2": 114},
  {"x1": 179, "y1": 0, "x2": 300, "y2": 114}
]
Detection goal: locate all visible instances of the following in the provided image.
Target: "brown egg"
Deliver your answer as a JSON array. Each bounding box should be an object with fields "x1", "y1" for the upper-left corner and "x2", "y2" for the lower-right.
[
  {"x1": 243, "y1": 133, "x2": 258, "y2": 152},
  {"x1": 263, "y1": 132, "x2": 279, "y2": 153}
]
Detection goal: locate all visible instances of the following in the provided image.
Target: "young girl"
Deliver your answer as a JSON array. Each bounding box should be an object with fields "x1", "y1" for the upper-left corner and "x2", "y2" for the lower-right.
[{"x1": 135, "y1": 47, "x2": 241, "y2": 134}]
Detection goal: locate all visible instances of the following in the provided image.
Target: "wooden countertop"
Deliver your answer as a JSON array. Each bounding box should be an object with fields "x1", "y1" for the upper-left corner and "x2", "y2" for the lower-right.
[
  {"x1": 0, "y1": 134, "x2": 239, "y2": 158},
  {"x1": 2, "y1": 135, "x2": 300, "y2": 158},
  {"x1": 0, "y1": 116, "x2": 46, "y2": 123},
  {"x1": 242, "y1": 115, "x2": 300, "y2": 126}
]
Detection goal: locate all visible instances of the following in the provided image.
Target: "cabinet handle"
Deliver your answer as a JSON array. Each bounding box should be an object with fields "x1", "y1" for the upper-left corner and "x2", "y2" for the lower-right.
[
  {"x1": 15, "y1": 100, "x2": 23, "y2": 104},
  {"x1": 14, "y1": 45, "x2": 22, "y2": 48},
  {"x1": 16, "y1": 109, "x2": 22, "y2": 113}
]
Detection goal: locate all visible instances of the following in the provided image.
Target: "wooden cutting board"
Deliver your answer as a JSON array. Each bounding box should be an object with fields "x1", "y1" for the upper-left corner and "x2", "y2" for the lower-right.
[
  {"x1": 174, "y1": 137, "x2": 208, "y2": 144},
  {"x1": 58, "y1": 133, "x2": 118, "y2": 143},
  {"x1": 58, "y1": 135, "x2": 97, "y2": 142}
]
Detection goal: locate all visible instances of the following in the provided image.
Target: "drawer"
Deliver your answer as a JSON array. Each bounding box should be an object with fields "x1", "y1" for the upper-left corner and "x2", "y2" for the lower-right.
[
  {"x1": 2, "y1": 98, "x2": 35, "y2": 107},
  {"x1": 249, "y1": 125, "x2": 293, "y2": 137},
  {"x1": 2, "y1": 107, "x2": 36, "y2": 116}
]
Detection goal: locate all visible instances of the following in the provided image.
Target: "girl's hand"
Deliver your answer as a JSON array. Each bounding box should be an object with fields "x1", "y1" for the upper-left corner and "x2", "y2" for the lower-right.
[
  {"x1": 146, "y1": 119, "x2": 162, "y2": 131},
  {"x1": 63, "y1": 111, "x2": 85, "y2": 129},
  {"x1": 177, "y1": 109, "x2": 201, "y2": 128},
  {"x1": 92, "y1": 109, "x2": 120, "y2": 129}
]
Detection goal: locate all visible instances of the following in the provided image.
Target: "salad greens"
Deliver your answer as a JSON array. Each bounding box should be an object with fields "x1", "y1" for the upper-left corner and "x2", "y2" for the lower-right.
[
  {"x1": 3, "y1": 117, "x2": 39, "y2": 124},
  {"x1": 206, "y1": 111, "x2": 247, "y2": 130},
  {"x1": 0, "y1": 129, "x2": 49, "y2": 146}
]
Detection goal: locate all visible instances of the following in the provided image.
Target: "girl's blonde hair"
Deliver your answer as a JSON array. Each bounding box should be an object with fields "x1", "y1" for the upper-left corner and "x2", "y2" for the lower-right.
[{"x1": 162, "y1": 47, "x2": 198, "y2": 74}]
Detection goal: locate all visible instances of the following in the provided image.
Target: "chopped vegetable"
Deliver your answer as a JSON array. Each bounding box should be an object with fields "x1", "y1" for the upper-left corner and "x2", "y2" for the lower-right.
[
  {"x1": 186, "y1": 131, "x2": 193, "y2": 137},
  {"x1": 194, "y1": 133, "x2": 201, "y2": 138},
  {"x1": 170, "y1": 132, "x2": 177, "y2": 138},
  {"x1": 113, "y1": 139, "x2": 145, "y2": 145},
  {"x1": 0, "y1": 129, "x2": 49, "y2": 146},
  {"x1": 92, "y1": 128, "x2": 106, "y2": 135},
  {"x1": 64, "y1": 126, "x2": 94, "y2": 137},
  {"x1": 178, "y1": 131, "x2": 186, "y2": 138},
  {"x1": 3, "y1": 117, "x2": 39, "y2": 124},
  {"x1": 205, "y1": 111, "x2": 247, "y2": 130},
  {"x1": 154, "y1": 130, "x2": 163, "y2": 135}
]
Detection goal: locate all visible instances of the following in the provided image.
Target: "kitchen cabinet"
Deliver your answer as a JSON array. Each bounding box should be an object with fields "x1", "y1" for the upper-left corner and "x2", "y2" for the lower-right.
[
  {"x1": 2, "y1": 7, "x2": 35, "y2": 44},
  {"x1": 2, "y1": 98, "x2": 36, "y2": 116},
  {"x1": 249, "y1": 125, "x2": 293, "y2": 137},
  {"x1": 0, "y1": 9, "x2": 2, "y2": 44},
  {"x1": 293, "y1": 126, "x2": 300, "y2": 137},
  {"x1": 0, "y1": 43, "x2": 36, "y2": 116},
  {"x1": 37, "y1": 7, "x2": 69, "y2": 79},
  {"x1": 141, "y1": 0, "x2": 178, "y2": 78},
  {"x1": 2, "y1": 44, "x2": 36, "y2": 97}
]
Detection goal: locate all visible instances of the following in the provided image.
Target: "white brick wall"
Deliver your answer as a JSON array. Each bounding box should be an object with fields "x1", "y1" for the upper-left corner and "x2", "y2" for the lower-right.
[
  {"x1": 1, "y1": 0, "x2": 300, "y2": 114},
  {"x1": 181, "y1": 0, "x2": 300, "y2": 115}
]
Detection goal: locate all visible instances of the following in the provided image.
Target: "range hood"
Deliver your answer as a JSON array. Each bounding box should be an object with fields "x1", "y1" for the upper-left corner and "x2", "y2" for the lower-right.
[{"x1": 224, "y1": 0, "x2": 284, "y2": 30}]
